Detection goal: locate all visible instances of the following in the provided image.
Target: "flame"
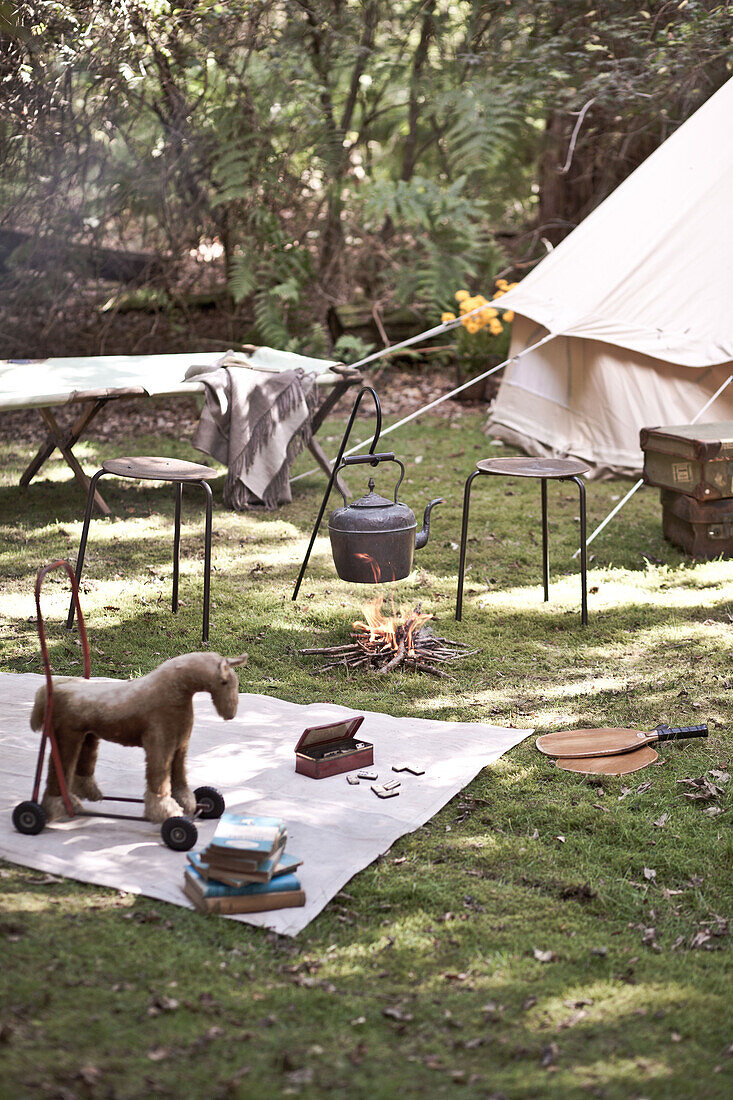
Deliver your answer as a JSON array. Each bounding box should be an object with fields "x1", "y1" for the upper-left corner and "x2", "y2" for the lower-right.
[{"x1": 353, "y1": 596, "x2": 431, "y2": 658}]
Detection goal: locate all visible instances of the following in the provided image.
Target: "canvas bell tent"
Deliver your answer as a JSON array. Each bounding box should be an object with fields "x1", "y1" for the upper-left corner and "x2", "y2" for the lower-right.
[{"x1": 485, "y1": 77, "x2": 733, "y2": 477}]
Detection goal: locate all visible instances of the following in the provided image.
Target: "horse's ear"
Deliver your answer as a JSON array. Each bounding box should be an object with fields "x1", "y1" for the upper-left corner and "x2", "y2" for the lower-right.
[{"x1": 227, "y1": 654, "x2": 248, "y2": 668}]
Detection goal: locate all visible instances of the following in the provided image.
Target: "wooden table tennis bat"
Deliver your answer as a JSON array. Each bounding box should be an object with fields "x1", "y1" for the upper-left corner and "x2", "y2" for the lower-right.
[
  {"x1": 536, "y1": 723, "x2": 707, "y2": 759},
  {"x1": 556, "y1": 745, "x2": 658, "y2": 775}
]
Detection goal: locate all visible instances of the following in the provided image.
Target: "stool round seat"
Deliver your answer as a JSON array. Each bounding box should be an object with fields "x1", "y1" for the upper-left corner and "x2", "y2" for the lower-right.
[
  {"x1": 102, "y1": 456, "x2": 218, "y2": 482},
  {"x1": 475, "y1": 456, "x2": 589, "y2": 479}
]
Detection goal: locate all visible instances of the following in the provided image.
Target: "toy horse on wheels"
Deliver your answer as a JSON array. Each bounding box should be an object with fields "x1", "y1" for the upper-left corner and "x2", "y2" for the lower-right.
[{"x1": 13, "y1": 560, "x2": 246, "y2": 851}]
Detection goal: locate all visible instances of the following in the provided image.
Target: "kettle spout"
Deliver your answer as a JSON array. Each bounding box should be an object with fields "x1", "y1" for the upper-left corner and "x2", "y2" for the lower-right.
[{"x1": 415, "y1": 497, "x2": 445, "y2": 551}]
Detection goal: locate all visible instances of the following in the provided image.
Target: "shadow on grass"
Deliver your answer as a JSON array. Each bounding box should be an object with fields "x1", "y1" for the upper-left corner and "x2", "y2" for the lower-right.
[{"x1": 0, "y1": 849, "x2": 729, "y2": 1099}]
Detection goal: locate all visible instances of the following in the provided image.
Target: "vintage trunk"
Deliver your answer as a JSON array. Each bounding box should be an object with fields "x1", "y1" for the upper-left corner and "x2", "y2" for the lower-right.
[
  {"x1": 641, "y1": 422, "x2": 733, "y2": 500},
  {"x1": 660, "y1": 488, "x2": 733, "y2": 559},
  {"x1": 294, "y1": 716, "x2": 373, "y2": 779}
]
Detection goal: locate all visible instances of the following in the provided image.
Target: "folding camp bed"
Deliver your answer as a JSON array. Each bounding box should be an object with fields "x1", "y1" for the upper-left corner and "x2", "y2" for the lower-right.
[{"x1": 0, "y1": 346, "x2": 362, "y2": 514}]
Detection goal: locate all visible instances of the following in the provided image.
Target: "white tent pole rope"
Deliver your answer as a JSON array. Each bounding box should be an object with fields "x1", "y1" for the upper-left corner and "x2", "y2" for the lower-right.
[
  {"x1": 349, "y1": 319, "x2": 459, "y2": 369},
  {"x1": 574, "y1": 372, "x2": 733, "y2": 557},
  {"x1": 347, "y1": 296, "x2": 516, "y2": 371},
  {"x1": 290, "y1": 331, "x2": 556, "y2": 485}
]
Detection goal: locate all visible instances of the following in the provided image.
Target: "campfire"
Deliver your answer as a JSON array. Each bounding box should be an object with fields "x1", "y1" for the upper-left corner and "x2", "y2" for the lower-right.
[{"x1": 300, "y1": 598, "x2": 474, "y2": 678}]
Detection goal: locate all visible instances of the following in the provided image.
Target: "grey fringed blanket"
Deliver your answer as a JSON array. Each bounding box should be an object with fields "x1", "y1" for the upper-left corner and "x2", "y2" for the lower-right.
[{"x1": 185, "y1": 355, "x2": 318, "y2": 509}]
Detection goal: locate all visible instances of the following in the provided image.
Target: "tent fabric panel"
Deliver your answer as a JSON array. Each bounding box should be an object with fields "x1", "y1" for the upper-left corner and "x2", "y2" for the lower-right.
[
  {"x1": 487, "y1": 316, "x2": 733, "y2": 476},
  {"x1": 487, "y1": 78, "x2": 733, "y2": 367}
]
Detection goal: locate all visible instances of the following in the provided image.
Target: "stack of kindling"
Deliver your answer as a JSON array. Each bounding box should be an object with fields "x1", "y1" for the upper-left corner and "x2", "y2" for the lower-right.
[{"x1": 183, "y1": 813, "x2": 304, "y2": 914}]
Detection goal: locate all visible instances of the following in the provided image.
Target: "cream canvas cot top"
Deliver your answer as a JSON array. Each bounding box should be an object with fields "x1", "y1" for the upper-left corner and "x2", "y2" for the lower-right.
[{"x1": 0, "y1": 348, "x2": 343, "y2": 410}]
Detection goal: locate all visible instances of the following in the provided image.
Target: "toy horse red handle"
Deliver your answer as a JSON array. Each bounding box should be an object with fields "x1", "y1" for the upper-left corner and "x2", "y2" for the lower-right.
[{"x1": 32, "y1": 560, "x2": 91, "y2": 814}]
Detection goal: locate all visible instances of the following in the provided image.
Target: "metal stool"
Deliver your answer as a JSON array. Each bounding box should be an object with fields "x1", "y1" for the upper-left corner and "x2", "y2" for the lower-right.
[
  {"x1": 456, "y1": 456, "x2": 589, "y2": 625},
  {"x1": 66, "y1": 456, "x2": 218, "y2": 643}
]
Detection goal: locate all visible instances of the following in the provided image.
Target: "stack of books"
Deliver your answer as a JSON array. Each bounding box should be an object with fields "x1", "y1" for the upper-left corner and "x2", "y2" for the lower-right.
[{"x1": 183, "y1": 813, "x2": 305, "y2": 915}]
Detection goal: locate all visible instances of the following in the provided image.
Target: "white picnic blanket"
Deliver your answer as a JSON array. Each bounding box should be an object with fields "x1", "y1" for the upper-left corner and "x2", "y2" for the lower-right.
[{"x1": 0, "y1": 672, "x2": 530, "y2": 936}]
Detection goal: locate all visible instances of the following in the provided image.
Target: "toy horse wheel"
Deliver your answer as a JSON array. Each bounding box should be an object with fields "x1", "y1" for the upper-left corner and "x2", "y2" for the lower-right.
[
  {"x1": 161, "y1": 816, "x2": 198, "y2": 852},
  {"x1": 12, "y1": 800, "x2": 47, "y2": 835},
  {"x1": 194, "y1": 786, "x2": 225, "y2": 820}
]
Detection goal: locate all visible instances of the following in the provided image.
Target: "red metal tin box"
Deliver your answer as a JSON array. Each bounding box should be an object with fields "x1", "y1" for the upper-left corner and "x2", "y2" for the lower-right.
[{"x1": 294, "y1": 716, "x2": 373, "y2": 779}]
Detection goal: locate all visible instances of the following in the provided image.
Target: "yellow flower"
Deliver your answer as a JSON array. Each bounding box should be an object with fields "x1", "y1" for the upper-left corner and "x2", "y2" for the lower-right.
[
  {"x1": 489, "y1": 318, "x2": 504, "y2": 336},
  {"x1": 502, "y1": 310, "x2": 514, "y2": 323},
  {"x1": 455, "y1": 289, "x2": 470, "y2": 302},
  {"x1": 441, "y1": 311, "x2": 456, "y2": 323},
  {"x1": 495, "y1": 278, "x2": 510, "y2": 291}
]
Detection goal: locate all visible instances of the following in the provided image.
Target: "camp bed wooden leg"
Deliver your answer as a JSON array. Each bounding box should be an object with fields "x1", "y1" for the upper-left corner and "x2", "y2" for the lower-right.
[{"x1": 21, "y1": 403, "x2": 111, "y2": 515}]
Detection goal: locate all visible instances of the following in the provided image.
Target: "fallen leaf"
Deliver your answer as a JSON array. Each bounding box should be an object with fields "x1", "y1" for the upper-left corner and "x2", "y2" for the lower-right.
[
  {"x1": 533, "y1": 947, "x2": 557, "y2": 963},
  {"x1": 382, "y1": 1005, "x2": 413, "y2": 1022},
  {"x1": 285, "y1": 1068, "x2": 314, "y2": 1086},
  {"x1": 653, "y1": 813, "x2": 669, "y2": 828},
  {"x1": 559, "y1": 1009, "x2": 588, "y2": 1029},
  {"x1": 147, "y1": 1047, "x2": 170, "y2": 1062},
  {"x1": 541, "y1": 1041, "x2": 559, "y2": 1067},
  {"x1": 77, "y1": 1065, "x2": 101, "y2": 1085},
  {"x1": 677, "y1": 776, "x2": 722, "y2": 801},
  {"x1": 641, "y1": 926, "x2": 660, "y2": 950},
  {"x1": 643, "y1": 867, "x2": 657, "y2": 882}
]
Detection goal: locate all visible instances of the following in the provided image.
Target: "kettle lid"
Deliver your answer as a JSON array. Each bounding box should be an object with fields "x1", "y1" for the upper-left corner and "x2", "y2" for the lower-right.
[{"x1": 351, "y1": 477, "x2": 395, "y2": 509}]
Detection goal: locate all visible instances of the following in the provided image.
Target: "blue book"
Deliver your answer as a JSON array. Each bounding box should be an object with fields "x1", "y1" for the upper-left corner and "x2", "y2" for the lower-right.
[
  {"x1": 183, "y1": 866, "x2": 305, "y2": 914},
  {"x1": 188, "y1": 848, "x2": 302, "y2": 886},
  {"x1": 206, "y1": 813, "x2": 285, "y2": 858}
]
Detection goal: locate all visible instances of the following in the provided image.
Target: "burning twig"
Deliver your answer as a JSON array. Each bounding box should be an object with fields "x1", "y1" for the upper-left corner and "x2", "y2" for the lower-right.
[{"x1": 376, "y1": 639, "x2": 406, "y2": 676}]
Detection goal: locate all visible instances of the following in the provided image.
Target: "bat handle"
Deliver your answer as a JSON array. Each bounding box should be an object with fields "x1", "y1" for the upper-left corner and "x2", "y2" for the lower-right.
[{"x1": 655, "y1": 723, "x2": 708, "y2": 743}]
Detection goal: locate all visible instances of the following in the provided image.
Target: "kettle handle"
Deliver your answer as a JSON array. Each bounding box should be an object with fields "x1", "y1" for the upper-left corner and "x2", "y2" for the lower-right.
[{"x1": 336, "y1": 453, "x2": 405, "y2": 504}]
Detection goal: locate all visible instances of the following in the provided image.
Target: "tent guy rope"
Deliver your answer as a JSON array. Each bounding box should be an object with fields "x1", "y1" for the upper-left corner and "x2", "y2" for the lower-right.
[{"x1": 290, "y1": 330, "x2": 556, "y2": 485}]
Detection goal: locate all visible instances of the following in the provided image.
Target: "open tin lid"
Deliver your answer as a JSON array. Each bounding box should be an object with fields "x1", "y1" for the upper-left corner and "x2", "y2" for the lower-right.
[{"x1": 295, "y1": 715, "x2": 366, "y2": 753}]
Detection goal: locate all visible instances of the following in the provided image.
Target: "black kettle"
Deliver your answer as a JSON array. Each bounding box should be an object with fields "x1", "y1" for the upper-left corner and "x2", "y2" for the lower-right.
[{"x1": 328, "y1": 453, "x2": 444, "y2": 583}]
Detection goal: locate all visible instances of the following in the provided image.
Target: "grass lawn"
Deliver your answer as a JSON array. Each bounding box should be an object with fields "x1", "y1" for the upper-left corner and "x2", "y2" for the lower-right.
[{"x1": 0, "y1": 401, "x2": 731, "y2": 1100}]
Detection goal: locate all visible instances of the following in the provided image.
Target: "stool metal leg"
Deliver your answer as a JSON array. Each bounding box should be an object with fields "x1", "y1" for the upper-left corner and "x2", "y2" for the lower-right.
[
  {"x1": 200, "y1": 480, "x2": 213, "y2": 644},
  {"x1": 572, "y1": 476, "x2": 588, "y2": 626},
  {"x1": 541, "y1": 478, "x2": 549, "y2": 602},
  {"x1": 66, "y1": 469, "x2": 107, "y2": 630},
  {"x1": 172, "y1": 482, "x2": 182, "y2": 614},
  {"x1": 456, "y1": 469, "x2": 482, "y2": 621}
]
